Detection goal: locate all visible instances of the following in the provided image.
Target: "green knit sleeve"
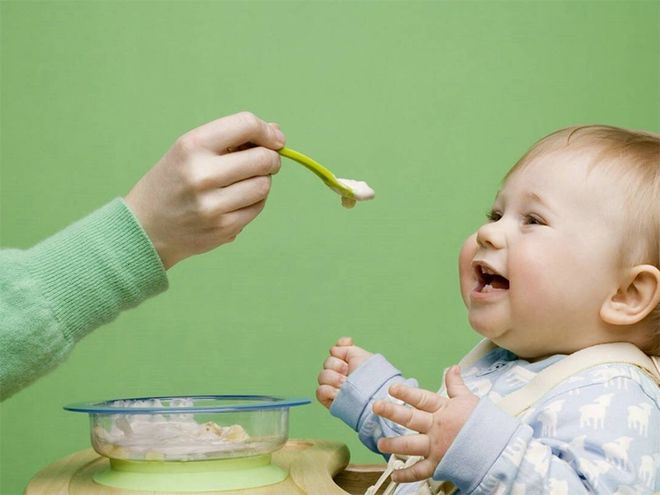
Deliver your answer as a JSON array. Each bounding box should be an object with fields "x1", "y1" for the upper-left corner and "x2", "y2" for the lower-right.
[{"x1": 0, "y1": 198, "x2": 168, "y2": 401}]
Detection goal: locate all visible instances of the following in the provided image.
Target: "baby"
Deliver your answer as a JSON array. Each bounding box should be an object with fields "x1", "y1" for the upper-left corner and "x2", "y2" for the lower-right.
[{"x1": 318, "y1": 125, "x2": 660, "y2": 494}]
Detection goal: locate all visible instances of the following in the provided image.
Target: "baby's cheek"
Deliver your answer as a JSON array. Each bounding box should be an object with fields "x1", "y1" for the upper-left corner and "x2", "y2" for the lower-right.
[
  {"x1": 510, "y1": 247, "x2": 574, "y2": 317},
  {"x1": 509, "y1": 251, "x2": 556, "y2": 308},
  {"x1": 458, "y1": 234, "x2": 478, "y2": 306}
]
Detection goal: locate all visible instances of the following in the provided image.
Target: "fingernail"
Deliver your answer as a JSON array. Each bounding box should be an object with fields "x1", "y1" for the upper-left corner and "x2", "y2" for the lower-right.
[{"x1": 272, "y1": 126, "x2": 285, "y2": 146}]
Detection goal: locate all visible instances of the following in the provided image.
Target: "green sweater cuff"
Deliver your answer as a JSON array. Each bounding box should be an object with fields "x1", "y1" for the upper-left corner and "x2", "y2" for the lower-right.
[{"x1": 24, "y1": 198, "x2": 168, "y2": 343}]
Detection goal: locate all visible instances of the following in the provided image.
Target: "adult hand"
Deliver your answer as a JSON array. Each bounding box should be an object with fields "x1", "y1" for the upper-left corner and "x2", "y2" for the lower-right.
[
  {"x1": 316, "y1": 337, "x2": 373, "y2": 409},
  {"x1": 373, "y1": 366, "x2": 479, "y2": 482},
  {"x1": 125, "y1": 112, "x2": 286, "y2": 269}
]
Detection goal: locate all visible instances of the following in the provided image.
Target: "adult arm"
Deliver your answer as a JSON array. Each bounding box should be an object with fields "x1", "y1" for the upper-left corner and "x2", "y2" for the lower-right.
[
  {"x1": 0, "y1": 199, "x2": 167, "y2": 401},
  {"x1": 1, "y1": 111, "x2": 286, "y2": 401}
]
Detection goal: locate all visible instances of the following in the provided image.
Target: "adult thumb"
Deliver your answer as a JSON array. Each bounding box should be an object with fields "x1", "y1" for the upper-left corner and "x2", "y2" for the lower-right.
[{"x1": 445, "y1": 365, "x2": 471, "y2": 398}]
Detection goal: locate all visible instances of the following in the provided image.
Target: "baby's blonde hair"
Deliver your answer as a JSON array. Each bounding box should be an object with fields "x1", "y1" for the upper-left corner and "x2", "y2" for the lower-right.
[{"x1": 507, "y1": 125, "x2": 660, "y2": 354}]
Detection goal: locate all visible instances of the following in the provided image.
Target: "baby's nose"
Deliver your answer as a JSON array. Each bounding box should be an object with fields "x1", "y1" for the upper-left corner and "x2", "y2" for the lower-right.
[{"x1": 476, "y1": 221, "x2": 506, "y2": 249}]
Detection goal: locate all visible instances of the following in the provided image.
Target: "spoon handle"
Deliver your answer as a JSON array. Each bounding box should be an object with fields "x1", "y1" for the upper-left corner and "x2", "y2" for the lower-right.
[{"x1": 278, "y1": 147, "x2": 354, "y2": 197}]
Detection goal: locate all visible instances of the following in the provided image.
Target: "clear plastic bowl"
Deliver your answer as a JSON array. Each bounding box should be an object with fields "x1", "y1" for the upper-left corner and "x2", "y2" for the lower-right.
[{"x1": 64, "y1": 395, "x2": 310, "y2": 462}]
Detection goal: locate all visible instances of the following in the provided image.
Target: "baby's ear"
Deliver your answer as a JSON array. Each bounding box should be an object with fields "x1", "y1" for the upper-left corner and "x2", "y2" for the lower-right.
[{"x1": 600, "y1": 265, "x2": 660, "y2": 326}]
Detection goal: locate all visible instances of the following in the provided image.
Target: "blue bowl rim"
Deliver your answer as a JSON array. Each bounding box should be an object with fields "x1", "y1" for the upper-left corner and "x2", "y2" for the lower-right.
[{"x1": 63, "y1": 394, "x2": 311, "y2": 414}]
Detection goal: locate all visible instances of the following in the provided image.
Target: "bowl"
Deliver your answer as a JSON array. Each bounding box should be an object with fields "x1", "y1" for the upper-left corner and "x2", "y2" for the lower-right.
[{"x1": 64, "y1": 395, "x2": 310, "y2": 462}]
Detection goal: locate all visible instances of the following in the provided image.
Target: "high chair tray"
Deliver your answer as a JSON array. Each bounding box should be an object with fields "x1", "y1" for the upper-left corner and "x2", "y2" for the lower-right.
[{"x1": 26, "y1": 439, "x2": 386, "y2": 495}]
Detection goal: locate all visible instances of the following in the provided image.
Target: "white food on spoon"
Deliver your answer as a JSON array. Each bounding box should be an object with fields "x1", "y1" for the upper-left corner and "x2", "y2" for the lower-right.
[{"x1": 337, "y1": 178, "x2": 375, "y2": 209}]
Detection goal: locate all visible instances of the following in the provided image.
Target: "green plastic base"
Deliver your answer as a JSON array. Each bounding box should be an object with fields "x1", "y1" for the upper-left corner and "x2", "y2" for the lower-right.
[{"x1": 93, "y1": 454, "x2": 288, "y2": 492}]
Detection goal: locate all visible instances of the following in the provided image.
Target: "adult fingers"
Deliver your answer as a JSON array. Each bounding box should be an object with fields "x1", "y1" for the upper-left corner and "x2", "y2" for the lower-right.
[
  {"x1": 205, "y1": 147, "x2": 281, "y2": 188},
  {"x1": 317, "y1": 369, "x2": 346, "y2": 388},
  {"x1": 391, "y1": 458, "x2": 436, "y2": 483},
  {"x1": 197, "y1": 200, "x2": 266, "y2": 247},
  {"x1": 188, "y1": 112, "x2": 286, "y2": 154},
  {"x1": 324, "y1": 356, "x2": 349, "y2": 374},
  {"x1": 388, "y1": 384, "x2": 446, "y2": 413},
  {"x1": 336, "y1": 337, "x2": 353, "y2": 346},
  {"x1": 219, "y1": 199, "x2": 267, "y2": 234},
  {"x1": 377, "y1": 434, "x2": 429, "y2": 457},
  {"x1": 205, "y1": 175, "x2": 272, "y2": 214},
  {"x1": 372, "y1": 400, "x2": 433, "y2": 433}
]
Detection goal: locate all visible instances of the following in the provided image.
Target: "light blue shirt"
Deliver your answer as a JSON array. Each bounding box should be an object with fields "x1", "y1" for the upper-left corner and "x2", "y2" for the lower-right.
[{"x1": 330, "y1": 347, "x2": 660, "y2": 494}]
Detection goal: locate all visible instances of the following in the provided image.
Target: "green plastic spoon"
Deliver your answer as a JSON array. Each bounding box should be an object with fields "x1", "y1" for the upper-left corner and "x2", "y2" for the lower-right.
[{"x1": 277, "y1": 147, "x2": 355, "y2": 199}]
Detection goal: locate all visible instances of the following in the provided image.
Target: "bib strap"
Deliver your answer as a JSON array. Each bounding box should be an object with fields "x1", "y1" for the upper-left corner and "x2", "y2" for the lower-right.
[{"x1": 497, "y1": 342, "x2": 660, "y2": 417}]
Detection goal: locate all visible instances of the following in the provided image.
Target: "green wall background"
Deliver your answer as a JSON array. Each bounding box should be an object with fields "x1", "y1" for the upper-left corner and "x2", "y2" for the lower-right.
[{"x1": 1, "y1": 1, "x2": 658, "y2": 493}]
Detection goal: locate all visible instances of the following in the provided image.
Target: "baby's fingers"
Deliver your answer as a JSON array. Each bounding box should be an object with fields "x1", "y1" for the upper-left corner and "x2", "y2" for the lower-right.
[
  {"x1": 389, "y1": 384, "x2": 446, "y2": 413},
  {"x1": 317, "y1": 369, "x2": 346, "y2": 388},
  {"x1": 323, "y1": 356, "x2": 348, "y2": 375},
  {"x1": 391, "y1": 458, "x2": 437, "y2": 483},
  {"x1": 373, "y1": 400, "x2": 433, "y2": 433},
  {"x1": 330, "y1": 344, "x2": 351, "y2": 361},
  {"x1": 377, "y1": 434, "x2": 430, "y2": 457},
  {"x1": 316, "y1": 385, "x2": 338, "y2": 409}
]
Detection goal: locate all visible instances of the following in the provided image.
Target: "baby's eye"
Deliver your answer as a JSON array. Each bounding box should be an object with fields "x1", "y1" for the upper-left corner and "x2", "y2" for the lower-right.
[
  {"x1": 486, "y1": 209, "x2": 502, "y2": 222},
  {"x1": 524, "y1": 214, "x2": 546, "y2": 226}
]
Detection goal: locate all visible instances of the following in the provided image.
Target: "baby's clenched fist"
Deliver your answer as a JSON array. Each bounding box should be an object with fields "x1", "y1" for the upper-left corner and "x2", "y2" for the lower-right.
[{"x1": 316, "y1": 337, "x2": 373, "y2": 409}]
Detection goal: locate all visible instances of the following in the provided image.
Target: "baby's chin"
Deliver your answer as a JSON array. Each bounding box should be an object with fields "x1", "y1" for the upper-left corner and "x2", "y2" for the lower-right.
[
  {"x1": 468, "y1": 318, "x2": 543, "y2": 359},
  {"x1": 467, "y1": 302, "x2": 513, "y2": 331},
  {"x1": 468, "y1": 315, "x2": 510, "y2": 342}
]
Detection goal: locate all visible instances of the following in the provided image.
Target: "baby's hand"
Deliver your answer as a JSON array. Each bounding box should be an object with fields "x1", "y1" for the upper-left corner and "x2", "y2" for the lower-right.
[
  {"x1": 373, "y1": 366, "x2": 479, "y2": 483},
  {"x1": 316, "y1": 337, "x2": 373, "y2": 409}
]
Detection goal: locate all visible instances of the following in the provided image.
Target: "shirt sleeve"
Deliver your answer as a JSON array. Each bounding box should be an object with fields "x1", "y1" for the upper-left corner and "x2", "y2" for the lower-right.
[
  {"x1": 434, "y1": 372, "x2": 660, "y2": 494},
  {"x1": 330, "y1": 354, "x2": 419, "y2": 455},
  {"x1": 0, "y1": 198, "x2": 168, "y2": 401}
]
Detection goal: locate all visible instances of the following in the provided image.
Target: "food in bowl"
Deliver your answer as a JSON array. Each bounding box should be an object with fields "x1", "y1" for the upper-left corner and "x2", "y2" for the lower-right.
[{"x1": 64, "y1": 395, "x2": 310, "y2": 461}]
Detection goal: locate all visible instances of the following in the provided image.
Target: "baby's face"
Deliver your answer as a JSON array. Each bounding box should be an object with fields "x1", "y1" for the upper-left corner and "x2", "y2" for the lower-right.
[{"x1": 459, "y1": 148, "x2": 628, "y2": 358}]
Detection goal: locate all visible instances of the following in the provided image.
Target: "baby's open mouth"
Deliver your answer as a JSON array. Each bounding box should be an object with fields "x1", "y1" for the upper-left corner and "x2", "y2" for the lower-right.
[{"x1": 474, "y1": 263, "x2": 510, "y2": 292}]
